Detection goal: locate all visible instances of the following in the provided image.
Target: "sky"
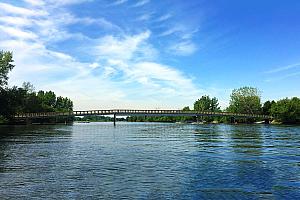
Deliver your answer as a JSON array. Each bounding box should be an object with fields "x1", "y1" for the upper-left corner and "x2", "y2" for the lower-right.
[{"x1": 0, "y1": 0, "x2": 300, "y2": 110}]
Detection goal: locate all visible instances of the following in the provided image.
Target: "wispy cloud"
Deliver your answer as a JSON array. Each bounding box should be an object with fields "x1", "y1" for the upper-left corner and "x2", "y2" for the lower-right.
[
  {"x1": 23, "y1": 0, "x2": 45, "y2": 6},
  {"x1": 93, "y1": 31, "x2": 201, "y2": 102},
  {"x1": 0, "y1": 0, "x2": 204, "y2": 109},
  {"x1": 156, "y1": 13, "x2": 172, "y2": 22},
  {"x1": 94, "y1": 31, "x2": 154, "y2": 61},
  {"x1": 265, "y1": 71, "x2": 300, "y2": 82},
  {"x1": 133, "y1": 0, "x2": 150, "y2": 7},
  {"x1": 112, "y1": 0, "x2": 128, "y2": 6},
  {"x1": 168, "y1": 41, "x2": 197, "y2": 56},
  {"x1": 0, "y1": 26, "x2": 38, "y2": 40},
  {"x1": 265, "y1": 62, "x2": 300, "y2": 74},
  {"x1": 137, "y1": 13, "x2": 153, "y2": 21},
  {"x1": 0, "y1": 2, "x2": 47, "y2": 16},
  {"x1": 159, "y1": 25, "x2": 185, "y2": 37}
]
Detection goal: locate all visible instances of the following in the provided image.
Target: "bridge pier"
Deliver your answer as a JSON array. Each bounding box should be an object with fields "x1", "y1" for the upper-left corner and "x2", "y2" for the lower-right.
[
  {"x1": 113, "y1": 114, "x2": 116, "y2": 126},
  {"x1": 264, "y1": 119, "x2": 270, "y2": 124},
  {"x1": 230, "y1": 117, "x2": 235, "y2": 124},
  {"x1": 25, "y1": 118, "x2": 31, "y2": 125}
]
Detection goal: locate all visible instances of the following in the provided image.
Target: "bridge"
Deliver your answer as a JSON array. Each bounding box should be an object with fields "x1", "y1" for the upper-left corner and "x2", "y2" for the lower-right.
[{"x1": 14, "y1": 109, "x2": 272, "y2": 125}]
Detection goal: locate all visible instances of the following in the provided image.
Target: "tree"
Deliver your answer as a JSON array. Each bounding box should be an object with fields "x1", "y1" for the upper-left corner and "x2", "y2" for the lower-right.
[
  {"x1": 270, "y1": 97, "x2": 300, "y2": 123},
  {"x1": 262, "y1": 100, "x2": 275, "y2": 115},
  {"x1": 194, "y1": 95, "x2": 221, "y2": 112},
  {"x1": 44, "y1": 91, "x2": 56, "y2": 107},
  {"x1": 22, "y1": 82, "x2": 35, "y2": 93},
  {"x1": 0, "y1": 50, "x2": 74, "y2": 123},
  {"x1": 0, "y1": 51, "x2": 15, "y2": 87},
  {"x1": 210, "y1": 97, "x2": 221, "y2": 112},
  {"x1": 0, "y1": 86, "x2": 27, "y2": 118},
  {"x1": 180, "y1": 106, "x2": 194, "y2": 122},
  {"x1": 228, "y1": 86, "x2": 262, "y2": 114},
  {"x1": 194, "y1": 95, "x2": 211, "y2": 112}
]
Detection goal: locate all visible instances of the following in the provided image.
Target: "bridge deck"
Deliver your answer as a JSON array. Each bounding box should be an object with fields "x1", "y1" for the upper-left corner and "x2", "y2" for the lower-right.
[{"x1": 14, "y1": 109, "x2": 271, "y2": 119}]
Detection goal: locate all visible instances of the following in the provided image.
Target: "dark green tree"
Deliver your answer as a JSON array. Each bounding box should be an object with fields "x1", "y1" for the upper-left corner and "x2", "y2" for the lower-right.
[
  {"x1": 270, "y1": 97, "x2": 300, "y2": 123},
  {"x1": 262, "y1": 100, "x2": 275, "y2": 115},
  {"x1": 210, "y1": 97, "x2": 221, "y2": 112}
]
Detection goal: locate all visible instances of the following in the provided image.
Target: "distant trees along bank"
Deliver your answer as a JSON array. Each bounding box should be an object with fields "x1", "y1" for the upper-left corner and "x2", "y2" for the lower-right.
[
  {"x1": 0, "y1": 51, "x2": 73, "y2": 123},
  {"x1": 1, "y1": 50, "x2": 300, "y2": 124}
]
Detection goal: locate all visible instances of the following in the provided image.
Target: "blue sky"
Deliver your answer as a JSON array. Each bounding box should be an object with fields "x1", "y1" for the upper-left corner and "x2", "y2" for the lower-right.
[{"x1": 0, "y1": 0, "x2": 300, "y2": 109}]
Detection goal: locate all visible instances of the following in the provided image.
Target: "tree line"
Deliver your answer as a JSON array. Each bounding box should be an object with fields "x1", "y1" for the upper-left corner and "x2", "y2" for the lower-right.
[
  {"x1": 0, "y1": 51, "x2": 73, "y2": 123},
  {"x1": 1, "y1": 50, "x2": 299, "y2": 124},
  {"x1": 128, "y1": 87, "x2": 300, "y2": 124}
]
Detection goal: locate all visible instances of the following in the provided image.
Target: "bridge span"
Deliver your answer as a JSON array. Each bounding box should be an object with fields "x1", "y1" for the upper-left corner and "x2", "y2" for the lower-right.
[{"x1": 14, "y1": 109, "x2": 272, "y2": 125}]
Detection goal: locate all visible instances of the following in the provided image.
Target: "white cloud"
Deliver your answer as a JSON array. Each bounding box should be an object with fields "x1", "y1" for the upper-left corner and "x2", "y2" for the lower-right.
[
  {"x1": 0, "y1": 26, "x2": 38, "y2": 40},
  {"x1": 169, "y1": 41, "x2": 197, "y2": 56},
  {"x1": 112, "y1": 0, "x2": 128, "y2": 5},
  {"x1": 137, "y1": 13, "x2": 152, "y2": 21},
  {"x1": 0, "y1": 2, "x2": 47, "y2": 16},
  {"x1": 23, "y1": 0, "x2": 45, "y2": 6},
  {"x1": 156, "y1": 13, "x2": 172, "y2": 22},
  {"x1": 265, "y1": 71, "x2": 300, "y2": 82},
  {"x1": 265, "y1": 62, "x2": 300, "y2": 74},
  {"x1": 160, "y1": 25, "x2": 184, "y2": 37},
  {"x1": 1, "y1": 1, "x2": 204, "y2": 110},
  {"x1": 92, "y1": 32, "x2": 201, "y2": 102},
  {"x1": 95, "y1": 31, "x2": 154, "y2": 60},
  {"x1": 0, "y1": 16, "x2": 32, "y2": 27},
  {"x1": 133, "y1": 0, "x2": 150, "y2": 7}
]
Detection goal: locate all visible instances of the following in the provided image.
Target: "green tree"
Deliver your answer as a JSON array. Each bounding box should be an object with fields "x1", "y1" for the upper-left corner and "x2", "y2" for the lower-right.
[
  {"x1": 228, "y1": 86, "x2": 262, "y2": 114},
  {"x1": 270, "y1": 97, "x2": 300, "y2": 123},
  {"x1": 0, "y1": 86, "x2": 26, "y2": 119},
  {"x1": 22, "y1": 82, "x2": 35, "y2": 93},
  {"x1": 210, "y1": 97, "x2": 221, "y2": 112},
  {"x1": 194, "y1": 95, "x2": 221, "y2": 112},
  {"x1": 262, "y1": 100, "x2": 275, "y2": 115},
  {"x1": 44, "y1": 91, "x2": 56, "y2": 107},
  {"x1": 0, "y1": 51, "x2": 15, "y2": 87},
  {"x1": 194, "y1": 95, "x2": 211, "y2": 112},
  {"x1": 180, "y1": 106, "x2": 194, "y2": 122}
]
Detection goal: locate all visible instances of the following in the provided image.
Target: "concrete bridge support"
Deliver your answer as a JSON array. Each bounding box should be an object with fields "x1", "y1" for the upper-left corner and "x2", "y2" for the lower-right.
[
  {"x1": 264, "y1": 119, "x2": 270, "y2": 124},
  {"x1": 114, "y1": 114, "x2": 116, "y2": 126},
  {"x1": 230, "y1": 117, "x2": 236, "y2": 124},
  {"x1": 25, "y1": 118, "x2": 32, "y2": 125}
]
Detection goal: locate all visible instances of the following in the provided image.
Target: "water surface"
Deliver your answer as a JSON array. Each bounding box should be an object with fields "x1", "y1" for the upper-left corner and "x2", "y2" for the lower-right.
[{"x1": 0, "y1": 123, "x2": 299, "y2": 199}]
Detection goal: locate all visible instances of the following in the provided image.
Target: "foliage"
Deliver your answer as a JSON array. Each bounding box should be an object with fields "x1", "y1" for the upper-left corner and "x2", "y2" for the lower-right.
[
  {"x1": 1, "y1": 50, "x2": 300, "y2": 125},
  {"x1": 228, "y1": 86, "x2": 261, "y2": 114},
  {"x1": 0, "y1": 51, "x2": 15, "y2": 87},
  {"x1": 0, "y1": 51, "x2": 73, "y2": 122},
  {"x1": 262, "y1": 100, "x2": 276, "y2": 115},
  {"x1": 194, "y1": 95, "x2": 221, "y2": 122},
  {"x1": 194, "y1": 95, "x2": 220, "y2": 112},
  {"x1": 0, "y1": 83, "x2": 73, "y2": 120},
  {"x1": 270, "y1": 97, "x2": 300, "y2": 124}
]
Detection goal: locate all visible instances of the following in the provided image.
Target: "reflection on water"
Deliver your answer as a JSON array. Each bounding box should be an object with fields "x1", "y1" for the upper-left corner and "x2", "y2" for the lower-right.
[{"x1": 0, "y1": 123, "x2": 299, "y2": 199}]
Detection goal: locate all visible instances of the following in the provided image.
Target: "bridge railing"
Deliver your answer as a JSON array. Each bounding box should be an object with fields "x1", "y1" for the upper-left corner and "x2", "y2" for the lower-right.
[{"x1": 14, "y1": 109, "x2": 272, "y2": 119}]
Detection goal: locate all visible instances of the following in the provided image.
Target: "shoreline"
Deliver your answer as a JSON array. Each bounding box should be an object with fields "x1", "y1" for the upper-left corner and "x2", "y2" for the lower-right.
[{"x1": 2, "y1": 120, "x2": 299, "y2": 126}]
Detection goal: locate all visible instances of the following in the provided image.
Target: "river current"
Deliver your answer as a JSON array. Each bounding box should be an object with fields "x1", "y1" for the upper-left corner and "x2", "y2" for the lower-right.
[{"x1": 0, "y1": 123, "x2": 299, "y2": 199}]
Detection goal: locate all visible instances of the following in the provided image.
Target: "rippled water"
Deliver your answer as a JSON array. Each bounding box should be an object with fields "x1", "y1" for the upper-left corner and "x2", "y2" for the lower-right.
[{"x1": 0, "y1": 123, "x2": 299, "y2": 199}]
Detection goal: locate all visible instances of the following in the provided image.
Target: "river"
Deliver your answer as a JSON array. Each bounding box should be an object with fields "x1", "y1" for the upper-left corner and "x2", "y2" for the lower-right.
[{"x1": 0, "y1": 123, "x2": 299, "y2": 199}]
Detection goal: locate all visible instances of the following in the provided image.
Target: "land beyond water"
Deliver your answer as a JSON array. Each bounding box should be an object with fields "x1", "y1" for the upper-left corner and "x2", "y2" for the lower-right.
[
  {"x1": 1, "y1": 51, "x2": 300, "y2": 125},
  {"x1": 74, "y1": 116, "x2": 284, "y2": 125}
]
